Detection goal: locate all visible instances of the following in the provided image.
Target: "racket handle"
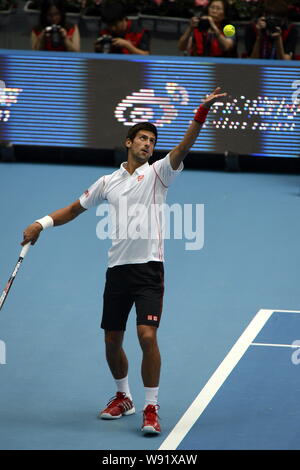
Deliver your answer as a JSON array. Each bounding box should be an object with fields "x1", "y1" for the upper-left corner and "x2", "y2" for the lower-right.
[{"x1": 20, "y1": 242, "x2": 31, "y2": 259}]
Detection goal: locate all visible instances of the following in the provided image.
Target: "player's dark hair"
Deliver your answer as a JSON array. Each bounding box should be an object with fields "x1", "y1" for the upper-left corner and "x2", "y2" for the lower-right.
[
  {"x1": 39, "y1": 0, "x2": 67, "y2": 28},
  {"x1": 101, "y1": 0, "x2": 126, "y2": 25},
  {"x1": 126, "y1": 122, "x2": 158, "y2": 145}
]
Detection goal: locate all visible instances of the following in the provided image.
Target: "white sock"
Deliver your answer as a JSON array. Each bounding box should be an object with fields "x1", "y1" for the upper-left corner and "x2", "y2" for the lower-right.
[
  {"x1": 144, "y1": 386, "x2": 159, "y2": 409},
  {"x1": 115, "y1": 376, "x2": 132, "y2": 400}
]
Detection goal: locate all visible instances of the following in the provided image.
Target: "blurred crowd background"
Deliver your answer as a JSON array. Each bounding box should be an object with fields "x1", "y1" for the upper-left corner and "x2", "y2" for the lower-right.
[{"x1": 0, "y1": 0, "x2": 299, "y2": 58}]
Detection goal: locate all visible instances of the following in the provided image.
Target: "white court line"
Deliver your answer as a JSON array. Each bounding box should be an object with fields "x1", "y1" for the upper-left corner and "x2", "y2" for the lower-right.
[
  {"x1": 252, "y1": 342, "x2": 300, "y2": 348},
  {"x1": 268, "y1": 309, "x2": 300, "y2": 314},
  {"x1": 158, "y1": 308, "x2": 274, "y2": 451},
  {"x1": 251, "y1": 310, "x2": 300, "y2": 349}
]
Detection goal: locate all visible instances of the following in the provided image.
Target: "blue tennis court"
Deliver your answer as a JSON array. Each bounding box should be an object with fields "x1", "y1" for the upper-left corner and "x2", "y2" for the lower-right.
[
  {"x1": 161, "y1": 309, "x2": 300, "y2": 450},
  {"x1": 0, "y1": 163, "x2": 300, "y2": 450}
]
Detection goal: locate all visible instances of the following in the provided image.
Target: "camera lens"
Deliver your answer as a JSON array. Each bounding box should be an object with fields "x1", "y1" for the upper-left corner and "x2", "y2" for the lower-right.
[{"x1": 198, "y1": 19, "x2": 210, "y2": 32}]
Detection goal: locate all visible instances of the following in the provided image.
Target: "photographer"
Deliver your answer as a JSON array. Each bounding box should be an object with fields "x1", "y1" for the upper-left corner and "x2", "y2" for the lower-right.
[
  {"x1": 31, "y1": 0, "x2": 80, "y2": 52},
  {"x1": 244, "y1": 0, "x2": 297, "y2": 60},
  {"x1": 178, "y1": 0, "x2": 237, "y2": 57},
  {"x1": 94, "y1": 0, "x2": 150, "y2": 55}
]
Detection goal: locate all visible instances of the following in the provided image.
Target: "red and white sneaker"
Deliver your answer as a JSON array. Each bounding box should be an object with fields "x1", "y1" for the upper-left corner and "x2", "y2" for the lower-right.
[
  {"x1": 99, "y1": 392, "x2": 135, "y2": 419},
  {"x1": 141, "y1": 404, "x2": 161, "y2": 434}
]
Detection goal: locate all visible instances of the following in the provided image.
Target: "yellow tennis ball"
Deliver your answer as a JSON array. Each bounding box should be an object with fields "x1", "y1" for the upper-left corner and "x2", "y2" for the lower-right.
[{"x1": 223, "y1": 24, "x2": 235, "y2": 37}]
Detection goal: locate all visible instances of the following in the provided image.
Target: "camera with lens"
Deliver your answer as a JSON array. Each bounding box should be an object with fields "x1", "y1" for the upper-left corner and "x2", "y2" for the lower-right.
[
  {"x1": 45, "y1": 24, "x2": 63, "y2": 48},
  {"x1": 265, "y1": 16, "x2": 282, "y2": 34},
  {"x1": 198, "y1": 18, "x2": 211, "y2": 32},
  {"x1": 95, "y1": 35, "x2": 113, "y2": 53}
]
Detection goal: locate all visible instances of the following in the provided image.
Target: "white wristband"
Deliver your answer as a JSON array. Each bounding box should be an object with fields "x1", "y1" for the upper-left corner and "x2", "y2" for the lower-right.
[{"x1": 35, "y1": 215, "x2": 54, "y2": 230}]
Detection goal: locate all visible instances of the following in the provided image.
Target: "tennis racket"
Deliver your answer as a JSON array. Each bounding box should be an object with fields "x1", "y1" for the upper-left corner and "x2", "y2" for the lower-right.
[{"x1": 0, "y1": 242, "x2": 31, "y2": 311}]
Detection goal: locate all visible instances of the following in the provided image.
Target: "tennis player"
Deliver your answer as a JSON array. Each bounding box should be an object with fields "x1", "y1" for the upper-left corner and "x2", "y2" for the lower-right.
[{"x1": 21, "y1": 87, "x2": 226, "y2": 435}]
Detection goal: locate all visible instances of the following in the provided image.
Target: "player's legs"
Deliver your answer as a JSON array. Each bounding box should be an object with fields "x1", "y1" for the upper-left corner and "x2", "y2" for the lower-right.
[
  {"x1": 137, "y1": 325, "x2": 161, "y2": 387},
  {"x1": 99, "y1": 330, "x2": 135, "y2": 419},
  {"x1": 104, "y1": 330, "x2": 128, "y2": 380},
  {"x1": 137, "y1": 324, "x2": 161, "y2": 434},
  {"x1": 133, "y1": 261, "x2": 164, "y2": 434},
  {"x1": 134, "y1": 261, "x2": 164, "y2": 392},
  {"x1": 99, "y1": 266, "x2": 135, "y2": 419},
  {"x1": 101, "y1": 265, "x2": 134, "y2": 382}
]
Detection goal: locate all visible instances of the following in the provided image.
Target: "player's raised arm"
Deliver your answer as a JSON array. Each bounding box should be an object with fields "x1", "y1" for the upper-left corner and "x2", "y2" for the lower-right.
[
  {"x1": 21, "y1": 199, "x2": 86, "y2": 246},
  {"x1": 169, "y1": 87, "x2": 227, "y2": 170}
]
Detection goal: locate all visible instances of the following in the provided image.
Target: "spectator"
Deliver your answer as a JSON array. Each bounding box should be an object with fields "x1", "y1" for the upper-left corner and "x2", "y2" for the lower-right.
[
  {"x1": 244, "y1": 0, "x2": 298, "y2": 60},
  {"x1": 94, "y1": 0, "x2": 150, "y2": 55},
  {"x1": 178, "y1": 0, "x2": 237, "y2": 57},
  {"x1": 31, "y1": 0, "x2": 80, "y2": 52}
]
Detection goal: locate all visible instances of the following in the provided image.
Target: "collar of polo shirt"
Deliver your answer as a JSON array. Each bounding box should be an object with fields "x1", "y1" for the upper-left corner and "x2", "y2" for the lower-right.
[{"x1": 121, "y1": 161, "x2": 150, "y2": 175}]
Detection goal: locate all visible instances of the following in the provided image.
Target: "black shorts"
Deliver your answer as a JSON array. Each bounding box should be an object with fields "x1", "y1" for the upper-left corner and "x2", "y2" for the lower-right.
[{"x1": 101, "y1": 261, "x2": 164, "y2": 331}]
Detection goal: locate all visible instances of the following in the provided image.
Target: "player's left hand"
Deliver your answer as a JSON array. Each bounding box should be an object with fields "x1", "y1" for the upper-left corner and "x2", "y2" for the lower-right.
[
  {"x1": 21, "y1": 223, "x2": 42, "y2": 246},
  {"x1": 203, "y1": 87, "x2": 227, "y2": 108}
]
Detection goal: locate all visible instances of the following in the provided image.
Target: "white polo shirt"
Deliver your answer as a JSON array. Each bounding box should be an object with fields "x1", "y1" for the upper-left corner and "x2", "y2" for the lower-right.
[{"x1": 79, "y1": 153, "x2": 183, "y2": 267}]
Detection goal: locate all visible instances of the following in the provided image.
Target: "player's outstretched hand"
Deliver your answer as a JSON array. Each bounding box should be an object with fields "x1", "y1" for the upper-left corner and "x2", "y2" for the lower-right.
[
  {"x1": 21, "y1": 222, "x2": 42, "y2": 246},
  {"x1": 203, "y1": 87, "x2": 227, "y2": 108}
]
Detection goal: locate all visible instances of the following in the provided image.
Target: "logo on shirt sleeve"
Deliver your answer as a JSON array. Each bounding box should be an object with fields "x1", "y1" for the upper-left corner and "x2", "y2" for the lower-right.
[
  {"x1": 84, "y1": 189, "x2": 89, "y2": 197},
  {"x1": 137, "y1": 175, "x2": 144, "y2": 182}
]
